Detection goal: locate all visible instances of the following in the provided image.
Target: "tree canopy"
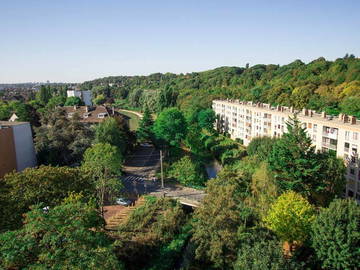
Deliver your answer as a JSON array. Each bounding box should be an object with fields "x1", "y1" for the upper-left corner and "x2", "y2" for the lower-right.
[
  {"x1": 82, "y1": 143, "x2": 123, "y2": 216},
  {"x1": 153, "y1": 107, "x2": 187, "y2": 147},
  {"x1": 0, "y1": 165, "x2": 94, "y2": 231},
  {"x1": 264, "y1": 191, "x2": 315, "y2": 244},
  {"x1": 311, "y1": 199, "x2": 360, "y2": 270},
  {"x1": 0, "y1": 194, "x2": 123, "y2": 269}
]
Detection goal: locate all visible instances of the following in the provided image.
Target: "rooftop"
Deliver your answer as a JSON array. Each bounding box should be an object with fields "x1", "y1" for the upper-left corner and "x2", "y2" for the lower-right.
[
  {"x1": 0, "y1": 121, "x2": 29, "y2": 127},
  {"x1": 213, "y1": 99, "x2": 360, "y2": 131}
]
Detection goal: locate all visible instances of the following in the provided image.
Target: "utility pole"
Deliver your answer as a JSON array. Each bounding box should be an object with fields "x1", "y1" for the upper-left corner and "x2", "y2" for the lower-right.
[{"x1": 160, "y1": 149, "x2": 164, "y2": 188}]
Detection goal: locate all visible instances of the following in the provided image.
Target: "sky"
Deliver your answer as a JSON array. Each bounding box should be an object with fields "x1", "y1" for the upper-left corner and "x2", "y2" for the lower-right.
[{"x1": 1, "y1": 0, "x2": 359, "y2": 83}]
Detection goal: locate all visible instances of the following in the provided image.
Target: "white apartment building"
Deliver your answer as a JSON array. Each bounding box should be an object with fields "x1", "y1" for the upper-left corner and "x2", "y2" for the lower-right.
[
  {"x1": 213, "y1": 99, "x2": 360, "y2": 203},
  {"x1": 67, "y1": 90, "x2": 92, "y2": 106}
]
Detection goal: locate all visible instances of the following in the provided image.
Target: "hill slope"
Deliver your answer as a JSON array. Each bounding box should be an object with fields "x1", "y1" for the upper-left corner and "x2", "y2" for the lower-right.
[{"x1": 82, "y1": 55, "x2": 360, "y2": 116}]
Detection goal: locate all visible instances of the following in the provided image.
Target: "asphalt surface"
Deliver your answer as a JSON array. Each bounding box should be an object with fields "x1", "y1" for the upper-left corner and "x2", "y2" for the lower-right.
[
  {"x1": 121, "y1": 143, "x2": 206, "y2": 206},
  {"x1": 121, "y1": 143, "x2": 161, "y2": 197}
]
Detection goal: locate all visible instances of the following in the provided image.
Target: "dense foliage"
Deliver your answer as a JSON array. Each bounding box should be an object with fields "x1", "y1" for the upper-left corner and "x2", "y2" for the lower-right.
[
  {"x1": 168, "y1": 155, "x2": 206, "y2": 187},
  {"x1": 311, "y1": 199, "x2": 360, "y2": 270},
  {"x1": 264, "y1": 191, "x2": 315, "y2": 244},
  {"x1": 34, "y1": 108, "x2": 94, "y2": 166},
  {"x1": 153, "y1": 107, "x2": 188, "y2": 147},
  {"x1": 82, "y1": 56, "x2": 360, "y2": 116},
  {"x1": 191, "y1": 168, "x2": 254, "y2": 268},
  {"x1": 94, "y1": 117, "x2": 133, "y2": 154},
  {"x1": 114, "y1": 197, "x2": 186, "y2": 270},
  {"x1": 0, "y1": 165, "x2": 94, "y2": 231},
  {"x1": 0, "y1": 194, "x2": 123, "y2": 269},
  {"x1": 268, "y1": 117, "x2": 346, "y2": 205},
  {"x1": 82, "y1": 143, "x2": 123, "y2": 216},
  {"x1": 136, "y1": 106, "x2": 154, "y2": 142}
]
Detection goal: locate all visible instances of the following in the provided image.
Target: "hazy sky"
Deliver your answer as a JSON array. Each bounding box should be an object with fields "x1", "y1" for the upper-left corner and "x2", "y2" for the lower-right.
[{"x1": 1, "y1": 0, "x2": 359, "y2": 83}]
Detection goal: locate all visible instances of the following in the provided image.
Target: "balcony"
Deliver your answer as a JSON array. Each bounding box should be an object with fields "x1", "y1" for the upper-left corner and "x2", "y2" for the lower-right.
[{"x1": 322, "y1": 143, "x2": 337, "y2": 151}]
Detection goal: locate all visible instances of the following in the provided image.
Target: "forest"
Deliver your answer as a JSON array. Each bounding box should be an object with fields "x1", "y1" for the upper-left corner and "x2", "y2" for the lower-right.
[{"x1": 81, "y1": 55, "x2": 360, "y2": 117}]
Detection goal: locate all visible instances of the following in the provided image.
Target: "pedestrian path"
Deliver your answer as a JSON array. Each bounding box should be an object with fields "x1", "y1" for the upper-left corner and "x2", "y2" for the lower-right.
[{"x1": 105, "y1": 197, "x2": 146, "y2": 231}]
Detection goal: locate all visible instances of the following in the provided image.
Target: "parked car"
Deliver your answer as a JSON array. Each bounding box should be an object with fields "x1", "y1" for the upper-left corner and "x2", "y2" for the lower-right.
[{"x1": 116, "y1": 198, "x2": 132, "y2": 206}]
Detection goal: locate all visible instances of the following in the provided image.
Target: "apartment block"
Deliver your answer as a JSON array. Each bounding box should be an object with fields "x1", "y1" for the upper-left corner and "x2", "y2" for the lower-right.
[
  {"x1": 0, "y1": 121, "x2": 37, "y2": 178},
  {"x1": 67, "y1": 90, "x2": 92, "y2": 106},
  {"x1": 212, "y1": 99, "x2": 360, "y2": 203}
]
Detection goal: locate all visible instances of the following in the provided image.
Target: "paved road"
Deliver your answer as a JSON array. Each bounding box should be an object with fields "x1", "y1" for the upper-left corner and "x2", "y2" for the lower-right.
[
  {"x1": 121, "y1": 144, "x2": 205, "y2": 207},
  {"x1": 121, "y1": 144, "x2": 160, "y2": 197}
]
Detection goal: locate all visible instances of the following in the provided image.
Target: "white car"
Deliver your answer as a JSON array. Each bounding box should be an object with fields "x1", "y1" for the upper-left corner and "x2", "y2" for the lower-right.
[{"x1": 116, "y1": 198, "x2": 132, "y2": 206}]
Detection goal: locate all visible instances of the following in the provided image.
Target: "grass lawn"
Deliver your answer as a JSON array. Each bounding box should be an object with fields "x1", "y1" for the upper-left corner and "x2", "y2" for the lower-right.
[{"x1": 119, "y1": 110, "x2": 141, "y2": 131}]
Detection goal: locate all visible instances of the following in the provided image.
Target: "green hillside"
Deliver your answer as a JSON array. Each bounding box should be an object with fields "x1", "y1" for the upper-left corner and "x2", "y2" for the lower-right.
[{"x1": 82, "y1": 55, "x2": 360, "y2": 117}]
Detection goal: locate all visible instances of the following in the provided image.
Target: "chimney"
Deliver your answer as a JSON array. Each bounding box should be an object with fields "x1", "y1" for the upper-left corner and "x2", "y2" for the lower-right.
[
  {"x1": 310, "y1": 110, "x2": 313, "y2": 117},
  {"x1": 338, "y1": 113, "x2": 344, "y2": 121},
  {"x1": 85, "y1": 106, "x2": 88, "y2": 113},
  {"x1": 302, "y1": 108, "x2": 308, "y2": 116},
  {"x1": 73, "y1": 105, "x2": 77, "y2": 110},
  {"x1": 290, "y1": 107, "x2": 294, "y2": 113},
  {"x1": 321, "y1": 111, "x2": 326, "y2": 118},
  {"x1": 276, "y1": 105, "x2": 280, "y2": 111},
  {"x1": 112, "y1": 106, "x2": 115, "y2": 115},
  {"x1": 350, "y1": 116, "x2": 356, "y2": 125},
  {"x1": 343, "y1": 115, "x2": 349, "y2": 123}
]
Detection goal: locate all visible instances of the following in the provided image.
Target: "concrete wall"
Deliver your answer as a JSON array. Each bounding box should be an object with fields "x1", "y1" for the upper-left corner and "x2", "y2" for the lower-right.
[
  {"x1": 0, "y1": 127, "x2": 17, "y2": 178},
  {"x1": 12, "y1": 123, "x2": 36, "y2": 171},
  {"x1": 82, "y1": 90, "x2": 92, "y2": 106}
]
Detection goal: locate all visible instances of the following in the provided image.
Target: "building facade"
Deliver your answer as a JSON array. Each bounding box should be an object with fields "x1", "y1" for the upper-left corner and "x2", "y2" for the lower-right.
[
  {"x1": 67, "y1": 90, "x2": 92, "y2": 106},
  {"x1": 0, "y1": 121, "x2": 37, "y2": 178},
  {"x1": 212, "y1": 99, "x2": 360, "y2": 203}
]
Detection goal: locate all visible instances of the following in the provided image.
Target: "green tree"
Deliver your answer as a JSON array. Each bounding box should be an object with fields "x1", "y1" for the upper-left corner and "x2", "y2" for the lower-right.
[
  {"x1": 127, "y1": 89, "x2": 143, "y2": 108},
  {"x1": 247, "y1": 162, "x2": 278, "y2": 219},
  {"x1": 136, "y1": 106, "x2": 154, "y2": 142},
  {"x1": 168, "y1": 156, "x2": 206, "y2": 186},
  {"x1": 94, "y1": 117, "x2": 127, "y2": 154},
  {"x1": 153, "y1": 107, "x2": 187, "y2": 146},
  {"x1": 64, "y1": 96, "x2": 84, "y2": 106},
  {"x1": 264, "y1": 191, "x2": 315, "y2": 245},
  {"x1": 0, "y1": 101, "x2": 11, "y2": 120},
  {"x1": 46, "y1": 95, "x2": 66, "y2": 109},
  {"x1": 82, "y1": 143, "x2": 123, "y2": 216},
  {"x1": 157, "y1": 85, "x2": 178, "y2": 111},
  {"x1": 247, "y1": 136, "x2": 278, "y2": 160},
  {"x1": 234, "y1": 228, "x2": 297, "y2": 270},
  {"x1": 268, "y1": 116, "x2": 322, "y2": 198},
  {"x1": 0, "y1": 165, "x2": 94, "y2": 231},
  {"x1": 311, "y1": 199, "x2": 360, "y2": 270},
  {"x1": 35, "y1": 108, "x2": 94, "y2": 166},
  {"x1": 197, "y1": 108, "x2": 216, "y2": 131},
  {"x1": 37, "y1": 85, "x2": 52, "y2": 105},
  {"x1": 0, "y1": 194, "x2": 123, "y2": 269},
  {"x1": 191, "y1": 169, "x2": 254, "y2": 268},
  {"x1": 315, "y1": 151, "x2": 346, "y2": 206},
  {"x1": 339, "y1": 96, "x2": 360, "y2": 118},
  {"x1": 93, "y1": 94, "x2": 106, "y2": 105}
]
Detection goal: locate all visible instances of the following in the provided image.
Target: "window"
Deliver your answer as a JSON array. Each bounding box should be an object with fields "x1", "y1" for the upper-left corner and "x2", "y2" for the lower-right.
[
  {"x1": 308, "y1": 123, "x2": 312, "y2": 129},
  {"x1": 348, "y1": 190, "x2": 354, "y2": 197},
  {"x1": 353, "y1": 132, "x2": 358, "y2": 140},
  {"x1": 313, "y1": 124, "x2": 317, "y2": 132},
  {"x1": 345, "y1": 142, "x2": 350, "y2": 152},
  {"x1": 345, "y1": 131, "x2": 350, "y2": 140},
  {"x1": 350, "y1": 168, "x2": 355, "y2": 175}
]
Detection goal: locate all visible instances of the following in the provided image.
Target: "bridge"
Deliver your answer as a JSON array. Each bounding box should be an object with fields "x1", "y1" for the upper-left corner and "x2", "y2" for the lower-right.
[{"x1": 150, "y1": 187, "x2": 206, "y2": 208}]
